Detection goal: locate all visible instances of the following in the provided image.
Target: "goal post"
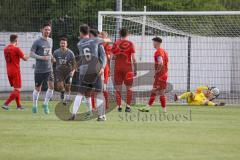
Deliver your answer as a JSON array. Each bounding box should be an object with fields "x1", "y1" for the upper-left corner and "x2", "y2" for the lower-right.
[{"x1": 98, "y1": 11, "x2": 240, "y2": 104}]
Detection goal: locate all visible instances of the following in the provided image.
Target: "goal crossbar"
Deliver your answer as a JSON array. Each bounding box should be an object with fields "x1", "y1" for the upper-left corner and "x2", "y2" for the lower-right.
[
  {"x1": 98, "y1": 11, "x2": 240, "y2": 32},
  {"x1": 99, "y1": 11, "x2": 240, "y2": 16}
]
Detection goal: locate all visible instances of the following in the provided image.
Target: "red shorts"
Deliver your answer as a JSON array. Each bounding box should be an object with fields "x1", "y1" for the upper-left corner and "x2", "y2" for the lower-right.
[
  {"x1": 153, "y1": 75, "x2": 167, "y2": 90},
  {"x1": 104, "y1": 65, "x2": 109, "y2": 84},
  {"x1": 114, "y1": 66, "x2": 133, "y2": 86},
  {"x1": 8, "y1": 72, "x2": 22, "y2": 88}
]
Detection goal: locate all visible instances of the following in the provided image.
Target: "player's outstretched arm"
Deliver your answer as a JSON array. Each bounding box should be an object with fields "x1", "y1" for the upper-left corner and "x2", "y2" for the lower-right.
[
  {"x1": 205, "y1": 100, "x2": 225, "y2": 106},
  {"x1": 216, "y1": 102, "x2": 225, "y2": 106},
  {"x1": 98, "y1": 44, "x2": 107, "y2": 75},
  {"x1": 22, "y1": 55, "x2": 30, "y2": 61},
  {"x1": 29, "y1": 52, "x2": 50, "y2": 61},
  {"x1": 17, "y1": 48, "x2": 29, "y2": 61},
  {"x1": 103, "y1": 38, "x2": 112, "y2": 43}
]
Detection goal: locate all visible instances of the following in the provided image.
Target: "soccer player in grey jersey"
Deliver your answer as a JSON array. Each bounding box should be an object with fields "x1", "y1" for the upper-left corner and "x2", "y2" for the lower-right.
[
  {"x1": 69, "y1": 25, "x2": 107, "y2": 121},
  {"x1": 29, "y1": 23, "x2": 54, "y2": 114},
  {"x1": 53, "y1": 37, "x2": 76, "y2": 104}
]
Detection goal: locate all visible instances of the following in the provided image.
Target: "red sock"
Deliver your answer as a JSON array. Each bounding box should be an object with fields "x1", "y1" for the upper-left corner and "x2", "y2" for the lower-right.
[
  {"x1": 103, "y1": 91, "x2": 109, "y2": 109},
  {"x1": 148, "y1": 93, "x2": 156, "y2": 106},
  {"x1": 5, "y1": 90, "x2": 18, "y2": 106},
  {"x1": 115, "y1": 90, "x2": 121, "y2": 106},
  {"x1": 126, "y1": 89, "x2": 132, "y2": 106},
  {"x1": 15, "y1": 90, "x2": 21, "y2": 107},
  {"x1": 91, "y1": 93, "x2": 96, "y2": 110},
  {"x1": 160, "y1": 95, "x2": 166, "y2": 108}
]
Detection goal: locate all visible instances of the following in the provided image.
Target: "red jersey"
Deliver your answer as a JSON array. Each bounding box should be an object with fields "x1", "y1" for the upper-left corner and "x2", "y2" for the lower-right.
[
  {"x1": 112, "y1": 39, "x2": 135, "y2": 67},
  {"x1": 4, "y1": 44, "x2": 24, "y2": 75},
  {"x1": 154, "y1": 48, "x2": 168, "y2": 78}
]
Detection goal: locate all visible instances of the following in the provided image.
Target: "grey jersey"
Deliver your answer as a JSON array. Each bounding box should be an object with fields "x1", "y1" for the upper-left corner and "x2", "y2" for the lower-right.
[
  {"x1": 77, "y1": 38, "x2": 106, "y2": 83},
  {"x1": 31, "y1": 37, "x2": 53, "y2": 73},
  {"x1": 53, "y1": 48, "x2": 76, "y2": 72}
]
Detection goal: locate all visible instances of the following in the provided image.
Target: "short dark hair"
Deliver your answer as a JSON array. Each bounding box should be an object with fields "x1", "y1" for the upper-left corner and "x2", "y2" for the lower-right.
[
  {"x1": 119, "y1": 28, "x2": 128, "y2": 37},
  {"x1": 152, "y1": 37, "x2": 162, "y2": 43},
  {"x1": 80, "y1": 24, "x2": 89, "y2": 35},
  {"x1": 89, "y1": 29, "x2": 99, "y2": 37},
  {"x1": 60, "y1": 37, "x2": 68, "y2": 42},
  {"x1": 10, "y1": 34, "x2": 18, "y2": 43},
  {"x1": 42, "y1": 23, "x2": 51, "y2": 29}
]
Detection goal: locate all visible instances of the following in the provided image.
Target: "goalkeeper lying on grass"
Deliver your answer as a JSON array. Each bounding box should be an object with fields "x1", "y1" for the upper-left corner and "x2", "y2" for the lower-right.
[{"x1": 174, "y1": 86, "x2": 225, "y2": 106}]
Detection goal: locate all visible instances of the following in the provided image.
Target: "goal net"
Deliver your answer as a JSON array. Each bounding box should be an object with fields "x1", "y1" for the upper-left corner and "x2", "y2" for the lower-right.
[{"x1": 98, "y1": 11, "x2": 240, "y2": 105}]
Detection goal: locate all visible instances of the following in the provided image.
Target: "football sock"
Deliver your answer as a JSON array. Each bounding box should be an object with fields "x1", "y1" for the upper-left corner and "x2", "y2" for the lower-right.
[
  {"x1": 91, "y1": 93, "x2": 96, "y2": 110},
  {"x1": 5, "y1": 90, "x2": 18, "y2": 106},
  {"x1": 103, "y1": 91, "x2": 108, "y2": 109},
  {"x1": 60, "y1": 91, "x2": 65, "y2": 100},
  {"x1": 126, "y1": 88, "x2": 132, "y2": 106},
  {"x1": 115, "y1": 90, "x2": 121, "y2": 106},
  {"x1": 148, "y1": 92, "x2": 156, "y2": 106},
  {"x1": 72, "y1": 94, "x2": 83, "y2": 115},
  {"x1": 65, "y1": 94, "x2": 70, "y2": 101},
  {"x1": 85, "y1": 97, "x2": 92, "y2": 112},
  {"x1": 44, "y1": 89, "x2": 53, "y2": 105},
  {"x1": 33, "y1": 89, "x2": 40, "y2": 107},
  {"x1": 15, "y1": 90, "x2": 21, "y2": 107},
  {"x1": 160, "y1": 95, "x2": 166, "y2": 109},
  {"x1": 96, "y1": 92, "x2": 105, "y2": 117}
]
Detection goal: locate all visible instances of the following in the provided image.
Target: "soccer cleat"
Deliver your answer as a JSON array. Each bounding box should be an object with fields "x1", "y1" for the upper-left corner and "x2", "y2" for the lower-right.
[
  {"x1": 138, "y1": 106, "x2": 151, "y2": 112},
  {"x1": 125, "y1": 106, "x2": 131, "y2": 112},
  {"x1": 16, "y1": 106, "x2": 25, "y2": 110},
  {"x1": 2, "y1": 104, "x2": 9, "y2": 110},
  {"x1": 174, "y1": 94, "x2": 178, "y2": 101},
  {"x1": 62, "y1": 99, "x2": 68, "y2": 106},
  {"x1": 97, "y1": 116, "x2": 106, "y2": 121},
  {"x1": 32, "y1": 105, "x2": 38, "y2": 113},
  {"x1": 42, "y1": 104, "x2": 50, "y2": 114},
  {"x1": 162, "y1": 107, "x2": 167, "y2": 113},
  {"x1": 68, "y1": 114, "x2": 76, "y2": 121},
  {"x1": 117, "y1": 107, "x2": 122, "y2": 112},
  {"x1": 102, "y1": 115, "x2": 107, "y2": 121}
]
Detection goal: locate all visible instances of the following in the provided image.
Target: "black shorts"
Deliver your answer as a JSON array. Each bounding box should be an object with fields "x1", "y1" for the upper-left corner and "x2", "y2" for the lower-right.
[
  {"x1": 34, "y1": 71, "x2": 54, "y2": 87},
  {"x1": 55, "y1": 70, "x2": 71, "y2": 85},
  {"x1": 78, "y1": 75, "x2": 103, "y2": 94}
]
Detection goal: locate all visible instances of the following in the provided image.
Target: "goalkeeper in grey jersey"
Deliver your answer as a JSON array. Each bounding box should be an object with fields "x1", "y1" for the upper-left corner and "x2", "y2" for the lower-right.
[
  {"x1": 53, "y1": 37, "x2": 76, "y2": 105},
  {"x1": 69, "y1": 24, "x2": 107, "y2": 121}
]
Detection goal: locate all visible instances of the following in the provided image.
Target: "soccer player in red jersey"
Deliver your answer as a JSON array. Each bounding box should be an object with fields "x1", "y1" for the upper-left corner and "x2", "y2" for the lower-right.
[
  {"x1": 2, "y1": 34, "x2": 29, "y2": 110},
  {"x1": 139, "y1": 37, "x2": 168, "y2": 112},
  {"x1": 112, "y1": 28, "x2": 137, "y2": 112},
  {"x1": 99, "y1": 31, "x2": 111, "y2": 109}
]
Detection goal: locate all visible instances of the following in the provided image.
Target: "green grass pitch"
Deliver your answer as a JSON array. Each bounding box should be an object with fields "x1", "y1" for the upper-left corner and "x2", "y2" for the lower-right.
[{"x1": 0, "y1": 100, "x2": 240, "y2": 160}]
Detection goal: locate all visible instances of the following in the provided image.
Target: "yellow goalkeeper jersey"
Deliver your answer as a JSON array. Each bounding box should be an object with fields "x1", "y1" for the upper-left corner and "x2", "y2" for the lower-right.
[{"x1": 188, "y1": 86, "x2": 209, "y2": 105}]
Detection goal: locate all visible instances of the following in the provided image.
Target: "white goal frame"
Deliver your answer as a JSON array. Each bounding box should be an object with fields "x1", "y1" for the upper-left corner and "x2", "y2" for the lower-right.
[
  {"x1": 98, "y1": 11, "x2": 240, "y2": 32},
  {"x1": 97, "y1": 11, "x2": 240, "y2": 104}
]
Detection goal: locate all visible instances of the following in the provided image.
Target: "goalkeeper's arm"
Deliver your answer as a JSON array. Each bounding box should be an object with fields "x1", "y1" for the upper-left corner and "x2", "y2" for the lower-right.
[
  {"x1": 196, "y1": 86, "x2": 209, "y2": 93},
  {"x1": 204, "y1": 100, "x2": 225, "y2": 106}
]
